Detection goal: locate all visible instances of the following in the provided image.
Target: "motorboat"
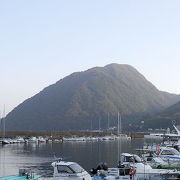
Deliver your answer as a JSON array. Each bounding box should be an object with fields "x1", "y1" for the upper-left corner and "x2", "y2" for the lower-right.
[
  {"x1": 102, "y1": 135, "x2": 115, "y2": 141},
  {"x1": 0, "y1": 168, "x2": 40, "y2": 180},
  {"x1": 1, "y1": 138, "x2": 10, "y2": 144},
  {"x1": 155, "y1": 146, "x2": 180, "y2": 162},
  {"x1": 37, "y1": 136, "x2": 46, "y2": 143},
  {"x1": 51, "y1": 159, "x2": 92, "y2": 180},
  {"x1": 62, "y1": 136, "x2": 86, "y2": 141},
  {"x1": 27, "y1": 137, "x2": 38, "y2": 143},
  {"x1": 137, "y1": 147, "x2": 180, "y2": 169},
  {"x1": 118, "y1": 153, "x2": 180, "y2": 179},
  {"x1": 14, "y1": 136, "x2": 25, "y2": 143},
  {"x1": 116, "y1": 134, "x2": 131, "y2": 140}
]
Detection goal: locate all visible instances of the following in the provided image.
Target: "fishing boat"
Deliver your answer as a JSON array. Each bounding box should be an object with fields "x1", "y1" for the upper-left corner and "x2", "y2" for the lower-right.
[
  {"x1": 92, "y1": 153, "x2": 180, "y2": 179},
  {"x1": 0, "y1": 168, "x2": 40, "y2": 180}
]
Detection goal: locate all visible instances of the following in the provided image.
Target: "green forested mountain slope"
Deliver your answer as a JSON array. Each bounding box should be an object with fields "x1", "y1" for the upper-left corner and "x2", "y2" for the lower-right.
[
  {"x1": 144, "y1": 101, "x2": 180, "y2": 129},
  {"x1": 5, "y1": 64, "x2": 180, "y2": 131}
]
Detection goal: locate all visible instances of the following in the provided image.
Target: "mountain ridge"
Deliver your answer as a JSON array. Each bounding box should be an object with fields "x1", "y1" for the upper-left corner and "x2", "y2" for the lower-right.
[{"x1": 5, "y1": 63, "x2": 180, "y2": 131}]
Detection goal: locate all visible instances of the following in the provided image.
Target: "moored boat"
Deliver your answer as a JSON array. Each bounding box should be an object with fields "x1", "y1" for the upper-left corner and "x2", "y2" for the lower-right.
[
  {"x1": 0, "y1": 168, "x2": 40, "y2": 180},
  {"x1": 51, "y1": 159, "x2": 92, "y2": 180}
]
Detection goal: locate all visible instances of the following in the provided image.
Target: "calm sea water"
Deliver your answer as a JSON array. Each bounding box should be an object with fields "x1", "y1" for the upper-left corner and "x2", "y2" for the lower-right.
[{"x1": 0, "y1": 138, "x2": 161, "y2": 177}]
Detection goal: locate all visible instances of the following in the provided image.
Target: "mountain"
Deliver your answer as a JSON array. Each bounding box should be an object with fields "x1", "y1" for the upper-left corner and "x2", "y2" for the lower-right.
[
  {"x1": 144, "y1": 101, "x2": 180, "y2": 129},
  {"x1": 5, "y1": 64, "x2": 180, "y2": 131}
]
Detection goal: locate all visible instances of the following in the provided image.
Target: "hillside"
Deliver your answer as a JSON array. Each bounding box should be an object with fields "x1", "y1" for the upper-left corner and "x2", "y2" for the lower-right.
[
  {"x1": 144, "y1": 101, "x2": 180, "y2": 129},
  {"x1": 5, "y1": 64, "x2": 180, "y2": 131}
]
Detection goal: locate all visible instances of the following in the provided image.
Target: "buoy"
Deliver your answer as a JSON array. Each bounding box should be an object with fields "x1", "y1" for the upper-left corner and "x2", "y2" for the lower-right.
[{"x1": 130, "y1": 168, "x2": 136, "y2": 175}]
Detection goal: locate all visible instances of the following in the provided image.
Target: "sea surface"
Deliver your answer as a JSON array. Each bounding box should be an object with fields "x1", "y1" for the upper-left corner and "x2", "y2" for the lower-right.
[{"x1": 0, "y1": 138, "x2": 161, "y2": 177}]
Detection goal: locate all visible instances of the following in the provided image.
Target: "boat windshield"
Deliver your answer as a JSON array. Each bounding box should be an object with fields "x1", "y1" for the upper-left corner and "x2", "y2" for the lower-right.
[
  {"x1": 57, "y1": 165, "x2": 73, "y2": 174},
  {"x1": 158, "y1": 149, "x2": 180, "y2": 156},
  {"x1": 124, "y1": 156, "x2": 134, "y2": 162},
  {"x1": 134, "y1": 155, "x2": 142, "y2": 163},
  {"x1": 69, "y1": 163, "x2": 85, "y2": 173}
]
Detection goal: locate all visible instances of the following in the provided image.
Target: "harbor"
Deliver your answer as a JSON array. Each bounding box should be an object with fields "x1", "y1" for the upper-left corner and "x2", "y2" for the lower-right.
[
  {"x1": 1, "y1": 136, "x2": 180, "y2": 179},
  {"x1": 0, "y1": 138, "x2": 156, "y2": 177},
  {"x1": 1, "y1": 0, "x2": 180, "y2": 179}
]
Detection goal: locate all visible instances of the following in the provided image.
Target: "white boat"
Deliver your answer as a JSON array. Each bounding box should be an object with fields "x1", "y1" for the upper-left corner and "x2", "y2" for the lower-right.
[
  {"x1": 1, "y1": 138, "x2": 10, "y2": 144},
  {"x1": 116, "y1": 113, "x2": 131, "y2": 140},
  {"x1": 62, "y1": 136, "x2": 86, "y2": 141},
  {"x1": 28, "y1": 137, "x2": 38, "y2": 143},
  {"x1": 51, "y1": 159, "x2": 92, "y2": 180},
  {"x1": 144, "y1": 134, "x2": 163, "y2": 139},
  {"x1": 156, "y1": 146, "x2": 180, "y2": 162},
  {"x1": 86, "y1": 136, "x2": 99, "y2": 141},
  {"x1": 117, "y1": 153, "x2": 180, "y2": 179},
  {"x1": 117, "y1": 134, "x2": 131, "y2": 140},
  {"x1": 102, "y1": 135, "x2": 115, "y2": 141},
  {"x1": 92, "y1": 153, "x2": 180, "y2": 180},
  {"x1": 38, "y1": 136, "x2": 46, "y2": 143},
  {"x1": 14, "y1": 136, "x2": 25, "y2": 143}
]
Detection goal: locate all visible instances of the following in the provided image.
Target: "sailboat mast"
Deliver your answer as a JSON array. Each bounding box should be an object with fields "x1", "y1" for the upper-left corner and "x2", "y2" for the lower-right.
[
  {"x1": 120, "y1": 113, "x2": 122, "y2": 134},
  {"x1": 91, "y1": 118, "x2": 93, "y2": 131},
  {"x1": 117, "y1": 112, "x2": 120, "y2": 163},
  {"x1": 3, "y1": 105, "x2": 5, "y2": 137},
  {"x1": 117, "y1": 112, "x2": 119, "y2": 135},
  {"x1": 99, "y1": 117, "x2": 101, "y2": 132},
  {"x1": 108, "y1": 112, "x2": 109, "y2": 131}
]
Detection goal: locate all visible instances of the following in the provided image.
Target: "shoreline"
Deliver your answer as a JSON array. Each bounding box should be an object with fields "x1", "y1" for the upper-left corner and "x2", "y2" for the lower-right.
[{"x1": 0, "y1": 131, "x2": 144, "y2": 139}]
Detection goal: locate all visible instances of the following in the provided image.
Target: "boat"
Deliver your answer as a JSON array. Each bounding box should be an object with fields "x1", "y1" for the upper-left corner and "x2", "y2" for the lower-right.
[
  {"x1": 91, "y1": 153, "x2": 180, "y2": 180},
  {"x1": 136, "y1": 146, "x2": 180, "y2": 170},
  {"x1": 118, "y1": 153, "x2": 180, "y2": 179},
  {"x1": 117, "y1": 134, "x2": 131, "y2": 140},
  {"x1": 27, "y1": 137, "x2": 38, "y2": 143},
  {"x1": 0, "y1": 168, "x2": 40, "y2": 180},
  {"x1": 1, "y1": 138, "x2": 10, "y2": 144},
  {"x1": 14, "y1": 136, "x2": 25, "y2": 143},
  {"x1": 37, "y1": 136, "x2": 46, "y2": 143},
  {"x1": 51, "y1": 158, "x2": 92, "y2": 180},
  {"x1": 102, "y1": 135, "x2": 116, "y2": 141},
  {"x1": 116, "y1": 113, "x2": 131, "y2": 140},
  {"x1": 62, "y1": 136, "x2": 86, "y2": 141},
  {"x1": 155, "y1": 146, "x2": 180, "y2": 163}
]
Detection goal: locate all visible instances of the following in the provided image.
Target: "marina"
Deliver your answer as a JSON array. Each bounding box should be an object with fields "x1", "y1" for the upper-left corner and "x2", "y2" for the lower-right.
[
  {"x1": 1, "y1": 0, "x2": 180, "y2": 179},
  {"x1": 2, "y1": 137, "x2": 180, "y2": 179}
]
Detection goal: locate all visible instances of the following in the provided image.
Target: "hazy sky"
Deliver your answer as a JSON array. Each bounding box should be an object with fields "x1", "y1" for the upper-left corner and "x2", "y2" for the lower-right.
[{"x1": 1, "y1": 0, "x2": 180, "y2": 115}]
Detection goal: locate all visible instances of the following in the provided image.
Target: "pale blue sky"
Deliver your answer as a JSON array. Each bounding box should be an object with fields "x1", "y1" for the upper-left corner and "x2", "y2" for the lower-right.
[{"x1": 0, "y1": 0, "x2": 180, "y2": 115}]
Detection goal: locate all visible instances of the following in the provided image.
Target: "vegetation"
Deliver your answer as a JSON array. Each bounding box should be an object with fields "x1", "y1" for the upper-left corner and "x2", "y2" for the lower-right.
[
  {"x1": 143, "y1": 101, "x2": 180, "y2": 129},
  {"x1": 5, "y1": 64, "x2": 180, "y2": 131}
]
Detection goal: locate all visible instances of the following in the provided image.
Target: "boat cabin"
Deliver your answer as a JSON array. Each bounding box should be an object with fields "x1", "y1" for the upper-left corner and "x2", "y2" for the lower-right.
[
  {"x1": 51, "y1": 160, "x2": 92, "y2": 180},
  {"x1": 155, "y1": 147, "x2": 180, "y2": 162},
  {"x1": 119, "y1": 153, "x2": 142, "y2": 167}
]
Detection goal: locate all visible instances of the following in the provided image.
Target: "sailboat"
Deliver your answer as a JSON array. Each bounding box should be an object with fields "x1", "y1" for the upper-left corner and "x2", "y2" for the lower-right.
[
  {"x1": 116, "y1": 112, "x2": 131, "y2": 140},
  {"x1": 1, "y1": 105, "x2": 10, "y2": 144}
]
